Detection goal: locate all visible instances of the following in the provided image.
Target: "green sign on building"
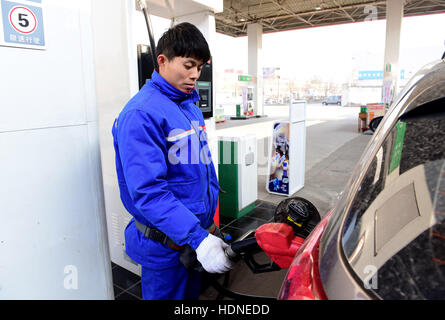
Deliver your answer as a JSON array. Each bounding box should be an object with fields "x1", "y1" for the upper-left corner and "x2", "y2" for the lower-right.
[{"x1": 238, "y1": 75, "x2": 252, "y2": 82}]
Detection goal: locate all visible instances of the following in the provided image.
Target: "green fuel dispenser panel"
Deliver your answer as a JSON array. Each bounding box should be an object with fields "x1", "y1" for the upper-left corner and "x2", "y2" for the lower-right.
[{"x1": 218, "y1": 135, "x2": 257, "y2": 219}]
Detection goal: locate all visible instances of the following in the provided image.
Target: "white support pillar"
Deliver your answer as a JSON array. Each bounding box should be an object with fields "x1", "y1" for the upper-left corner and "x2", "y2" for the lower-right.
[
  {"x1": 247, "y1": 23, "x2": 264, "y2": 116},
  {"x1": 382, "y1": 0, "x2": 404, "y2": 104},
  {"x1": 173, "y1": 11, "x2": 216, "y2": 54},
  {"x1": 174, "y1": 12, "x2": 218, "y2": 173}
]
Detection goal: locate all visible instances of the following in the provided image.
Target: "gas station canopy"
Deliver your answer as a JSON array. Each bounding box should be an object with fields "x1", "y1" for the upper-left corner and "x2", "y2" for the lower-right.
[{"x1": 215, "y1": 0, "x2": 445, "y2": 37}]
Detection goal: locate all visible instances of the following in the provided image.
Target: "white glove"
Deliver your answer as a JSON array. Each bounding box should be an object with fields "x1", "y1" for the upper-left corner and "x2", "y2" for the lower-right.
[{"x1": 195, "y1": 233, "x2": 234, "y2": 273}]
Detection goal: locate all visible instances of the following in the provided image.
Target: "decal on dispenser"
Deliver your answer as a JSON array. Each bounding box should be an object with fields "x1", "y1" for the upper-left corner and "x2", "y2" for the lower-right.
[{"x1": 267, "y1": 122, "x2": 290, "y2": 195}]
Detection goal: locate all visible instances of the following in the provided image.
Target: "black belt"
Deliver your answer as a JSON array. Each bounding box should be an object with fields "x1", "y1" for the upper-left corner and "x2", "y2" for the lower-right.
[{"x1": 134, "y1": 219, "x2": 217, "y2": 251}]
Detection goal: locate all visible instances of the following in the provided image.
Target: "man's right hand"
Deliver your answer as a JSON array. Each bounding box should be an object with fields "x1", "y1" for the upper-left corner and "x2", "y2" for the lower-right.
[{"x1": 195, "y1": 233, "x2": 234, "y2": 273}]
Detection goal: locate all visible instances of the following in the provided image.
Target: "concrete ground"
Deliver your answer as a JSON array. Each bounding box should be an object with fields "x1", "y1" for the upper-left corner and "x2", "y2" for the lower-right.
[{"x1": 200, "y1": 103, "x2": 372, "y2": 299}]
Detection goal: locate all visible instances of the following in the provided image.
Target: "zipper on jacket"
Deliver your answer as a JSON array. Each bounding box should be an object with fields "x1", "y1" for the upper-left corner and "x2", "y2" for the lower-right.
[{"x1": 176, "y1": 104, "x2": 214, "y2": 225}]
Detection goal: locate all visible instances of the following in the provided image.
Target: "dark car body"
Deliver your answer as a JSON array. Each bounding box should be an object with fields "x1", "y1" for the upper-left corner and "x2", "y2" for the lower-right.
[{"x1": 279, "y1": 59, "x2": 445, "y2": 300}]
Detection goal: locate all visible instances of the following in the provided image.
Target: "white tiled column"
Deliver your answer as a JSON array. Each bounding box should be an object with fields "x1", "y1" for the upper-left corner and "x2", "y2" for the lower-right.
[
  {"x1": 248, "y1": 23, "x2": 264, "y2": 116},
  {"x1": 382, "y1": 0, "x2": 404, "y2": 102}
]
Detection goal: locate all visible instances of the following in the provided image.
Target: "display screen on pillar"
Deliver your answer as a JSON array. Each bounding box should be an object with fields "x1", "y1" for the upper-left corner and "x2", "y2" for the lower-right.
[
  {"x1": 195, "y1": 61, "x2": 213, "y2": 119},
  {"x1": 137, "y1": 44, "x2": 213, "y2": 119}
]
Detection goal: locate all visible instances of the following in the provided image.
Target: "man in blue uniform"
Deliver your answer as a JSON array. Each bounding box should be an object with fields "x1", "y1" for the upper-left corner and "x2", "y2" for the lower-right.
[{"x1": 112, "y1": 22, "x2": 234, "y2": 300}]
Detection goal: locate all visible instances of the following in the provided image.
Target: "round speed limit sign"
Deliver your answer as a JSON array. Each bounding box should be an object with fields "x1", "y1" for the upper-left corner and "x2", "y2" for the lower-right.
[{"x1": 9, "y1": 6, "x2": 37, "y2": 34}]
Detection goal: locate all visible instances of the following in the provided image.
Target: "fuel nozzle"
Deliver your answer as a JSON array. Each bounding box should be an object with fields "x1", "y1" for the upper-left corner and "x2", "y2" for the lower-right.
[{"x1": 223, "y1": 229, "x2": 262, "y2": 263}]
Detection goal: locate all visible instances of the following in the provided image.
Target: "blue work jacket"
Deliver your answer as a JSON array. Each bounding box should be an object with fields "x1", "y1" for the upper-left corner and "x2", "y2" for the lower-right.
[{"x1": 112, "y1": 70, "x2": 220, "y2": 269}]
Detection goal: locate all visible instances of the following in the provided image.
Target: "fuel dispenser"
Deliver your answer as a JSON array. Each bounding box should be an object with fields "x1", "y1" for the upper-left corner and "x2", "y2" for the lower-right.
[
  {"x1": 218, "y1": 134, "x2": 258, "y2": 219},
  {"x1": 194, "y1": 63, "x2": 213, "y2": 119},
  {"x1": 231, "y1": 74, "x2": 256, "y2": 119},
  {"x1": 136, "y1": 44, "x2": 214, "y2": 118}
]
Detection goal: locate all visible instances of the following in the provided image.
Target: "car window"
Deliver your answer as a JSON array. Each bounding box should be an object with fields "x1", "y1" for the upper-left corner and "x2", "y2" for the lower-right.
[{"x1": 341, "y1": 97, "x2": 445, "y2": 299}]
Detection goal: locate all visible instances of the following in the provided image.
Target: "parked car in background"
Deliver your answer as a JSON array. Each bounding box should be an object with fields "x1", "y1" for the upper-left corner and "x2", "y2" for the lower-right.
[
  {"x1": 322, "y1": 95, "x2": 342, "y2": 106},
  {"x1": 278, "y1": 59, "x2": 445, "y2": 300}
]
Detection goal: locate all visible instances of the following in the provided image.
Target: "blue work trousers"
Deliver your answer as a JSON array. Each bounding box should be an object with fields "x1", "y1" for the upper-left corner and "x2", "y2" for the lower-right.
[{"x1": 141, "y1": 264, "x2": 202, "y2": 300}]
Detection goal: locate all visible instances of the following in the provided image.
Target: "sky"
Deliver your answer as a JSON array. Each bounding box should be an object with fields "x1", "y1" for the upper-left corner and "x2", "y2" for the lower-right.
[
  {"x1": 145, "y1": 12, "x2": 445, "y2": 84},
  {"x1": 212, "y1": 12, "x2": 445, "y2": 83}
]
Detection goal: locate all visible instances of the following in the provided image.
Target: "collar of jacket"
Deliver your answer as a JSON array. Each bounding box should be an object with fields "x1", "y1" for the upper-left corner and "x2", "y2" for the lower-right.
[{"x1": 150, "y1": 70, "x2": 200, "y2": 106}]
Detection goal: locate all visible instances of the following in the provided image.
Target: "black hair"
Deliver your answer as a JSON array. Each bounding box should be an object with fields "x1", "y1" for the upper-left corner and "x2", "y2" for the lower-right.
[{"x1": 155, "y1": 22, "x2": 211, "y2": 63}]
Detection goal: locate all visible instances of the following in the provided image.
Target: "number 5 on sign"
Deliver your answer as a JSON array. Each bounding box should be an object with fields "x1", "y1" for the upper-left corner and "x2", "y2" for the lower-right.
[
  {"x1": 0, "y1": 0, "x2": 46, "y2": 50},
  {"x1": 10, "y1": 6, "x2": 37, "y2": 33}
]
